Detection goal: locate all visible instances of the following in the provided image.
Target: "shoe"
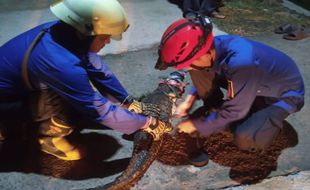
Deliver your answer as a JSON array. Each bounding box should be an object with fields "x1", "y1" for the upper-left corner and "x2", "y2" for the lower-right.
[
  {"x1": 188, "y1": 150, "x2": 209, "y2": 167},
  {"x1": 283, "y1": 27, "x2": 310, "y2": 40},
  {"x1": 39, "y1": 137, "x2": 86, "y2": 161},
  {"x1": 211, "y1": 11, "x2": 225, "y2": 19},
  {"x1": 274, "y1": 23, "x2": 298, "y2": 34}
]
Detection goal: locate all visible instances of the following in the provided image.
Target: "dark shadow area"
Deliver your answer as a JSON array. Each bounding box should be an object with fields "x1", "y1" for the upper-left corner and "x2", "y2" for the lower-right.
[
  {"x1": 0, "y1": 128, "x2": 130, "y2": 180},
  {"x1": 0, "y1": 71, "x2": 188, "y2": 189}
]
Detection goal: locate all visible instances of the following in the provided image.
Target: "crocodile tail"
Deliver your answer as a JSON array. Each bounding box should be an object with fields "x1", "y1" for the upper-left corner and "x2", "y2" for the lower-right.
[{"x1": 89, "y1": 131, "x2": 164, "y2": 190}]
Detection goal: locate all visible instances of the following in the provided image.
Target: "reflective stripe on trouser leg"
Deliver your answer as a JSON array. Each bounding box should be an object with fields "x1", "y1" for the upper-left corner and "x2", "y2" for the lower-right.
[
  {"x1": 38, "y1": 117, "x2": 73, "y2": 137},
  {"x1": 38, "y1": 117, "x2": 84, "y2": 160},
  {"x1": 27, "y1": 88, "x2": 76, "y2": 137},
  {"x1": 29, "y1": 89, "x2": 84, "y2": 160}
]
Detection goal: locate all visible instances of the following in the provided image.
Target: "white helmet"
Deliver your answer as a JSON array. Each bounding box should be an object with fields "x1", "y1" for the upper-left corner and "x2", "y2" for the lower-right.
[{"x1": 50, "y1": 0, "x2": 129, "y2": 40}]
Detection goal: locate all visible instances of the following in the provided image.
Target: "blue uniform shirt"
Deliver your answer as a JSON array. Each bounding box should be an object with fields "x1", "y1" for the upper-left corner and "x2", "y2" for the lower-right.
[
  {"x1": 193, "y1": 35, "x2": 305, "y2": 137},
  {"x1": 0, "y1": 21, "x2": 147, "y2": 134}
]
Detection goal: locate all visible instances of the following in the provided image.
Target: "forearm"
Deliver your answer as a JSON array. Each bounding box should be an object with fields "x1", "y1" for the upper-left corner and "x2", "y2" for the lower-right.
[
  {"x1": 184, "y1": 93, "x2": 198, "y2": 106},
  {"x1": 98, "y1": 101, "x2": 148, "y2": 134}
]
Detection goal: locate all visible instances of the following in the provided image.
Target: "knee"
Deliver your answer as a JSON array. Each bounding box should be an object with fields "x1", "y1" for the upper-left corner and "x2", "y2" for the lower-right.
[
  {"x1": 38, "y1": 117, "x2": 74, "y2": 137},
  {"x1": 234, "y1": 123, "x2": 281, "y2": 152},
  {"x1": 234, "y1": 131, "x2": 257, "y2": 152}
]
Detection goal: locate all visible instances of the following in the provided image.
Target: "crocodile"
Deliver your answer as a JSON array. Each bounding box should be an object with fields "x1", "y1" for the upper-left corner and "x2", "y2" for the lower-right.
[{"x1": 88, "y1": 70, "x2": 189, "y2": 190}]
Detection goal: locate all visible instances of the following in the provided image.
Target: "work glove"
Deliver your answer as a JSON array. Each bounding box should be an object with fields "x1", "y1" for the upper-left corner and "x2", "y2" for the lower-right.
[
  {"x1": 142, "y1": 116, "x2": 172, "y2": 141},
  {"x1": 176, "y1": 119, "x2": 199, "y2": 138},
  {"x1": 128, "y1": 100, "x2": 161, "y2": 117}
]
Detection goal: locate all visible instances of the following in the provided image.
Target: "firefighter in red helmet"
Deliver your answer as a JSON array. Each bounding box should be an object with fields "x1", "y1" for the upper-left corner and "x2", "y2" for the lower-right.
[
  {"x1": 155, "y1": 15, "x2": 304, "y2": 167},
  {"x1": 155, "y1": 16, "x2": 213, "y2": 70}
]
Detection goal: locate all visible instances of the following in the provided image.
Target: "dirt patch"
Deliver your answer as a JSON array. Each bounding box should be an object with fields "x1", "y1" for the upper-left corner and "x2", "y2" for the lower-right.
[
  {"x1": 203, "y1": 121, "x2": 298, "y2": 184},
  {"x1": 157, "y1": 120, "x2": 298, "y2": 185},
  {"x1": 214, "y1": 0, "x2": 310, "y2": 36}
]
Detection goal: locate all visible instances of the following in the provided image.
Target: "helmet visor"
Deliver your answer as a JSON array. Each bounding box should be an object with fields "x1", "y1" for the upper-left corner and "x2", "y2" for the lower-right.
[
  {"x1": 111, "y1": 34, "x2": 122, "y2": 41},
  {"x1": 155, "y1": 57, "x2": 169, "y2": 70}
]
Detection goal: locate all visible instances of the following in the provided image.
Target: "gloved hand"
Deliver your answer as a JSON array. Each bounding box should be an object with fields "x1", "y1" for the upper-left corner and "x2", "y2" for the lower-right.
[
  {"x1": 128, "y1": 100, "x2": 161, "y2": 117},
  {"x1": 142, "y1": 116, "x2": 172, "y2": 141},
  {"x1": 176, "y1": 119, "x2": 198, "y2": 137}
]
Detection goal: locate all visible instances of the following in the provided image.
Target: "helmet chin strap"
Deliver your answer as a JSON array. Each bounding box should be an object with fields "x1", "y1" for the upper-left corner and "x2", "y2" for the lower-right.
[
  {"x1": 190, "y1": 60, "x2": 214, "y2": 70},
  {"x1": 190, "y1": 53, "x2": 215, "y2": 70},
  {"x1": 190, "y1": 64, "x2": 207, "y2": 71}
]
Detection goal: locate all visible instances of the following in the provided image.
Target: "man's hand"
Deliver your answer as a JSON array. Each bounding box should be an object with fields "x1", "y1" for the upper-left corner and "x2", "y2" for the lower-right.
[
  {"x1": 174, "y1": 101, "x2": 192, "y2": 118},
  {"x1": 142, "y1": 116, "x2": 172, "y2": 141},
  {"x1": 173, "y1": 94, "x2": 197, "y2": 118},
  {"x1": 128, "y1": 100, "x2": 160, "y2": 117},
  {"x1": 177, "y1": 119, "x2": 197, "y2": 136}
]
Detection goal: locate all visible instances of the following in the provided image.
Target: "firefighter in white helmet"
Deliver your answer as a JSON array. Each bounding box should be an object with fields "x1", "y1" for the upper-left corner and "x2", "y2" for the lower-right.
[{"x1": 0, "y1": 0, "x2": 169, "y2": 161}]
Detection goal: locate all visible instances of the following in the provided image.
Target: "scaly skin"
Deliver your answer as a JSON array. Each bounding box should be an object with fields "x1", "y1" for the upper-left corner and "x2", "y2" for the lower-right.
[
  {"x1": 102, "y1": 132, "x2": 164, "y2": 190},
  {"x1": 103, "y1": 87, "x2": 174, "y2": 190},
  {"x1": 88, "y1": 72, "x2": 186, "y2": 190}
]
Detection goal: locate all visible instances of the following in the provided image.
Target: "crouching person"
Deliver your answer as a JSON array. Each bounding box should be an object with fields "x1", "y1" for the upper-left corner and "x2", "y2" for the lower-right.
[
  {"x1": 155, "y1": 16, "x2": 304, "y2": 165},
  {"x1": 0, "y1": 0, "x2": 169, "y2": 161}
]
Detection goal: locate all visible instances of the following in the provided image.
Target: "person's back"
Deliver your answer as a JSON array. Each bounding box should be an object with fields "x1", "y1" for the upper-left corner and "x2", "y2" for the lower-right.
[
  {"x1": 156, "y1": 17, "x2": 305, "y2": 165},
  {"x1": 0, "y1": 21, "x2": 59, "y2": 100},
  {"x1": 214, "y1": 35, "x2": 304, "y2": 113}
]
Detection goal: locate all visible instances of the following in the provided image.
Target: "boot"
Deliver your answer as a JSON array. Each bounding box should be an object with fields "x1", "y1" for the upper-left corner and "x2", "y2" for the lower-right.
[
  {"x1": 188, "y1": 134, "x2": 209, "y2": 167},
  {"x1": 188, "y1": 149, "x2": 209, "y2": 167},
  {"x1": 38, "y1": 117, "x2": 85, "y2": 161},
  {"x1": 38, "y1": 136, "x2": 85, "y2": 161}
]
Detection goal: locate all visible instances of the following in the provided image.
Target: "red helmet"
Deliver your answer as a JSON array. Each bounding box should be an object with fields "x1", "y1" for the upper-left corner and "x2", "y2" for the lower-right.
[{"x1": 155, "y1": 16, "x2": 213, "y2": 70}]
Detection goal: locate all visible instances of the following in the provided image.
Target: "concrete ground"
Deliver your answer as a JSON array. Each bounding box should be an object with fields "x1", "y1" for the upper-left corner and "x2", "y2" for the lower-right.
[{"x1": 0, "y1": 0, "x2": 309, "y2": 190}]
